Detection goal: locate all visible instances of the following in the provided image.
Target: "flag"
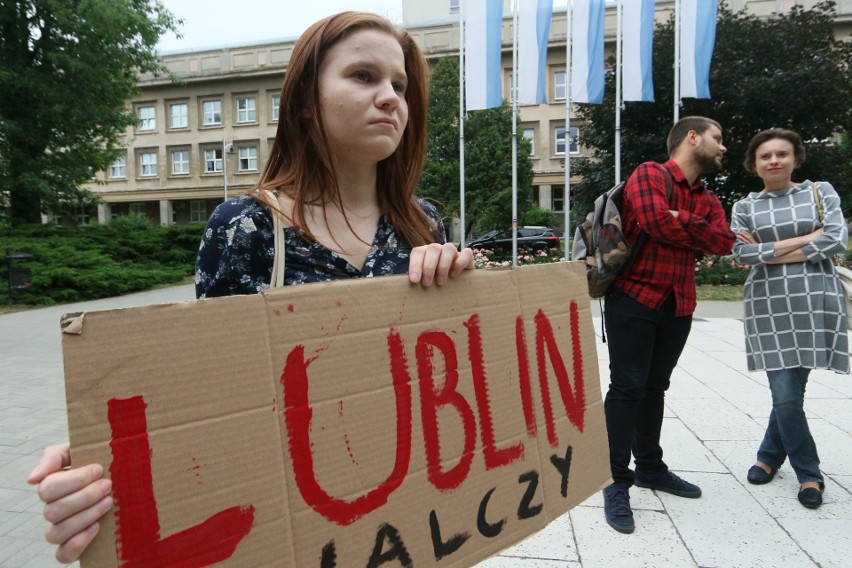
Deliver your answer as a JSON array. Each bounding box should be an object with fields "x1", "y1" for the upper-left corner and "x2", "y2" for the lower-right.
[
  {"x1": 465, "y1": 0, "x2": 504, "y2": 111},
  {"x1": 571, "y1": 0, "x2": 605, "y2": 104},
  {"x1": 679, "y1": 0, "x2": 717, "y2": 99},
  {"x1": 622, "y1": 0, "x2": 655, "y2": 102},
  {"x1": 517, "y1": 0, "x2": 553, "y2": 105}
]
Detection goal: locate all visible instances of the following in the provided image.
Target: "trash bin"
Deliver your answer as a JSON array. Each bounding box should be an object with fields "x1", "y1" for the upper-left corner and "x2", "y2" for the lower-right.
[{"x1": 6, "y1": 250, "x2": 33, "y2": 305}]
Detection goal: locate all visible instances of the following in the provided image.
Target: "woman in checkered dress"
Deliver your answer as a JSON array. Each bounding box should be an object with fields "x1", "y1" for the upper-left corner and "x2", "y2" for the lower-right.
[{"x1": 731, "y1": 129, "x2": 848, "y2": 510}]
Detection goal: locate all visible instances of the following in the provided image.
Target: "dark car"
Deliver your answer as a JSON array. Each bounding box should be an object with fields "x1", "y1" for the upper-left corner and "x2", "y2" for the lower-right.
[{"x1": 466, "y1": 226, "x2": 562, "y2": 253}]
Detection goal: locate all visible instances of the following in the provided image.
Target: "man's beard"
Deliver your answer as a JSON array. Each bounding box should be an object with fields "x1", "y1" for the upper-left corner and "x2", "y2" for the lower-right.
[{"x1": 696, "y1": 150, "x2": 722, "y2": 174}]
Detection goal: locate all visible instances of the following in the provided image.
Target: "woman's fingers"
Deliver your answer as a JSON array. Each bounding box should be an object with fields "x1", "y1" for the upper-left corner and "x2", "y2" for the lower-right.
[
  {"x1": 29, "y1": 444, "x2": 112, "y2": 564},
  {"x1": 27, "y1": 443, "x2": 72, "y2": 485},
  {"x1": 53, "y1": 516, "x2": 103, "y2": 564},
  {"x1": 44, "y1": 492, "x2": 112, "y2": 547},
  {"x1": 450, "y1": 247, "x2": 475, "y2": 277},
  {"x1": 38, "y1": 464, "x2": 107, "y2": 506},
  {"x1": 409, "y1": 243, "x2": 460, "y2": 286}
]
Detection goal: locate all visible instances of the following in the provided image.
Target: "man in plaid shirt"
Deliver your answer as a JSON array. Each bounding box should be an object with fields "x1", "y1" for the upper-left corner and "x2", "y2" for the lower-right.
[{"x1": 602, "y1": 116, "x2": 736, "y2": 534}]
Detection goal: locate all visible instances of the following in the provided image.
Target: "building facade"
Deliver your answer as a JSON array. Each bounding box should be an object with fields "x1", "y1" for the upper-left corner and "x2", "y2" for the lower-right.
[{"x1": 80, "y1": 0, "x2": 852, "y2": 229}]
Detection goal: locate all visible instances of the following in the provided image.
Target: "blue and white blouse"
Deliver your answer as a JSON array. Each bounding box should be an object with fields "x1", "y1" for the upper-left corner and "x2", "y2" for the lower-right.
[{"x1": 195, "y1": 195, "x2": 446, "y2": 299}]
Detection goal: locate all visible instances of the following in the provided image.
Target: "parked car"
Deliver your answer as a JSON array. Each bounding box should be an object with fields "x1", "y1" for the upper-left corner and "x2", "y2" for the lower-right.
[{"x1": 466, "y1": 226, "x2": 562, "y2": 253}]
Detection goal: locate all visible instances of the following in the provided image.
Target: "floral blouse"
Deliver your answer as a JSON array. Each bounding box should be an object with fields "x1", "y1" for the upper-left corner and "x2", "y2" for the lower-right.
[{"x1": 195, "y1": 195, "x2": 446, "y2": 299}]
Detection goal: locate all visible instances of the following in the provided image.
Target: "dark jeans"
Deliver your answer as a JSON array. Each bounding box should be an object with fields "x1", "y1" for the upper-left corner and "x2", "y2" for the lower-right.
[
  {"x1": 603, "y1": 289, "x2": 692, "y2": 487},
  {"x1": 757, "y1": 367, "x2": 823, "y2": 485}
]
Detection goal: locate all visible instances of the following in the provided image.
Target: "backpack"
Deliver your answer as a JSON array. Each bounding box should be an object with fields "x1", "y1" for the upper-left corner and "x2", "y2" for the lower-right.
[{"x1": 572, "y1": 163, "x2": 674, "y2": 299}]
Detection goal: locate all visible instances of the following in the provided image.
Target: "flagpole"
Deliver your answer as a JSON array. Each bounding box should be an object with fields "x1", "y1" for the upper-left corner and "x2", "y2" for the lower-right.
[
  {"x1": 615, "y1": 0, "x2": 623, "y2": 184},
  {"x1": 674, "y1": 0, "x2": 681, "y2": 123},
  {"x1": 460, "y1": 1, "x2": 467, "y2": 247},
  {"x1": 564, "y1": 1, "x2": 573, "y2": 261},
  {"x1": 511, "y1": 1, "x2": 518, "y2": 267}
]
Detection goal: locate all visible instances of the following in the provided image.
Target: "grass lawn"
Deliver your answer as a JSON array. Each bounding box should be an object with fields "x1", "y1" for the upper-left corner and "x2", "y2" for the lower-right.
[{"x1": 696, "y1": 285, "x2": 742, "y2": 302}]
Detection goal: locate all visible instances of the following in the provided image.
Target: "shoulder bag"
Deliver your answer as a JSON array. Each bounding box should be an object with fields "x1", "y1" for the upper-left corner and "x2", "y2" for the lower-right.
[{"x1": 812, "y1": 182, "x2": 852, "y2": 329}]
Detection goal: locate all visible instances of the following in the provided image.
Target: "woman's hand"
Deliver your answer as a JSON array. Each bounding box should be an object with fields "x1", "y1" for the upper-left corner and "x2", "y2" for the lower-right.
[
  {"x1": 737, "y1": 230, "x2": 757, "y2": 245},
  {"x1": 27, "y1": 443, "x2": 112, "y2": 564},
  {"x1": 408, "y1": 243, "x2": 474, "y2": 287}
]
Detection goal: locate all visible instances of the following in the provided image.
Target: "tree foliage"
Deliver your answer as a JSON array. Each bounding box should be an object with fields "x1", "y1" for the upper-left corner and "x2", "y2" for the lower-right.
[
  {"x1": 0, "y1": 0, "x2": 181, "y2": 225},
  {"x1": 572, "y1": 0, "x2": 852, "y2": 216},
  {"x1": 418, "y1": 56, "x2": 534, "y2": 238}
]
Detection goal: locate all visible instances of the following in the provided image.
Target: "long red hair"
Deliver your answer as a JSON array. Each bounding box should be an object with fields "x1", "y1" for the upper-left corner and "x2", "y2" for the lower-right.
[{"x1": 255, "y1": 11, "x2": 437, "y2": 247}]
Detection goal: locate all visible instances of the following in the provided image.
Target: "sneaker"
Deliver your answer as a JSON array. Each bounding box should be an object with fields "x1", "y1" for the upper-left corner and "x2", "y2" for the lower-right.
[
  {"x1": 635, "y1": 470, "x2": 702, "y2": 498},
  {"x1": 603, "y1": 484, "x2": 635, "y2": 534}
]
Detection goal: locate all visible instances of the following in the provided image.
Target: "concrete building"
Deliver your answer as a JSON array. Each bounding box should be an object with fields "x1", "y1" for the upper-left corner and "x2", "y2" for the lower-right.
[{"x1": 80, "y1": 0, "x2": 852, "y2": 229}]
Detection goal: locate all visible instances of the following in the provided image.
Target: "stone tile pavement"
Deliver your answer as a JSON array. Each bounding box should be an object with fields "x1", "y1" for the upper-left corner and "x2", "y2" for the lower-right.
[{"x1": 1, "y1": 286, "x2": 850, "y2": 567}]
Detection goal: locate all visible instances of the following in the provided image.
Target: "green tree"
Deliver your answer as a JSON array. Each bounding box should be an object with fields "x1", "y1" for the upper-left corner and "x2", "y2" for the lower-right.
[
  {"x1": 418, "y1": 56, "x2": 534, "y2": 237},
  {"x1": 572, "y1": 0, "x2": 852, "y2": 216},
  {"x1": 0, "y1": 0, "x2": 180, "y2": 225}
]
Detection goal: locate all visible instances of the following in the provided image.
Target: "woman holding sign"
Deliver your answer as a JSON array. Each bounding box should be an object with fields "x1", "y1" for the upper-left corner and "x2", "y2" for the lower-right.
[{"x1": 28, "y1": 11, "x2": 473, "y2": 563}]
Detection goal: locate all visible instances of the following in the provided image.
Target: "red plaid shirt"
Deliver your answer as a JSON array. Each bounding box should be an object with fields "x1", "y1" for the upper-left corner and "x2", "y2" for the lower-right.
[{"x1": 613, "y1": 160, "x2": 735, "y2": 316}]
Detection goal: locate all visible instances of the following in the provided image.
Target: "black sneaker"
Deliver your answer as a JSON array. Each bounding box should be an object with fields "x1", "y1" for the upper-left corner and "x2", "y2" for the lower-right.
[
  {"x1": 635, "y1": 470, "x2": 702, "y2": 498},
  {"x1": 603, "y1": 484, "x2": 635, "y2": 534}
]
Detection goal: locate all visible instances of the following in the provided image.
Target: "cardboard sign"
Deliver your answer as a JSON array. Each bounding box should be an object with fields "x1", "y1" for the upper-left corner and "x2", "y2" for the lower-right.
[{"x1": 62, "y1": 261, "x2": 609, "y2": 568}]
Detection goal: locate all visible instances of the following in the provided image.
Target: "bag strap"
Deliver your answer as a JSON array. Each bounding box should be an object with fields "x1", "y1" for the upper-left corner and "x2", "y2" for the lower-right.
[
  {"x1": 266, "y1": 190, "x2": 286, "y2": 288},
  {"x1": 812, "y1": 182, "x2": 824, "y2": 222}
]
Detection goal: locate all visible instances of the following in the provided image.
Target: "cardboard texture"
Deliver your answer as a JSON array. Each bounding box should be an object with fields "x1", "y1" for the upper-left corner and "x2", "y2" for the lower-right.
[{"x1": 62, "y1": 261, "x2": 610, "y2": 568}]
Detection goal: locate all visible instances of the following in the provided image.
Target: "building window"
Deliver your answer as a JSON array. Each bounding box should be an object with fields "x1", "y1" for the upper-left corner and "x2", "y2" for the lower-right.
[
  {"x1": 109, "y1": 156, "x2": 126, "y2": 179},
  {"x1": 190, "y1": 200, "x2": 207, "y2": 223},
  {"x1": 138, "y1": 106, "x2": 156, "y2": 131},
  {"x1": 204, "y1": 148, "x2": 223, "y2": 173},
  {"x1": 552, "y1": 185, "x2": 564, "y2": 212},
  {"x1": 170, "y1": 103, "x2": 188, "y2": 129},
  {"x1": 271, "y1": 95, "x2": 280, "y2": 121},
  {"x1": 203, "y1": 100, "x2": 222, "y2": 125},
  {"x1": 129, "y1": 202, "x2": 146, "y2": 215},
  {"x1": 450, "y1": 0, "x2": 460, "y2": 14},
  {"x1": 74, "y1": 206, "x2": 90, "y2": 226},
  {"x1": 139, "y1": 152, "x2": 157, "y2": 176},
  {"x1": 555, "y1": 126, "x2": 580, "y2": 155},
  {"x1": 238, "y1": 146, "x2": 258, "y2": 171},
  {"x1": 171, "y1": 150, "x2": 189, "y2": 175},
  {"x1": 237, "y1": 96, "x2": 256, "y2": 123},
  {"x1": 522, "y1": 128, "x2": 535, "y2": 155},
  {"x1": 554, "y1": 71, "x2": 566, "y2": 101}
]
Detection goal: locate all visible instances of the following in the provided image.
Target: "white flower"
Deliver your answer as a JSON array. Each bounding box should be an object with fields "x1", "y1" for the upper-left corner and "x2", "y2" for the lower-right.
[
  {"x1": 226, "y1": 228, "x2": 235, "y2": 245},
  {"x1": 240, "y1": 217, "x2": 257, "y2": 233}
]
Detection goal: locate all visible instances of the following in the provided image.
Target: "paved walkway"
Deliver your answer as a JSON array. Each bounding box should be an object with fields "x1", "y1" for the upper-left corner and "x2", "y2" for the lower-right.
[{"x1": 1, "y1": 286, "x2": 850, "y2": 567}]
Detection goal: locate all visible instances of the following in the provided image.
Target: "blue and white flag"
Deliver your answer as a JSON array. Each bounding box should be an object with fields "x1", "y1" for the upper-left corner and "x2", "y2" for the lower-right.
[
  {"x1": 679, "y1": 0, "x2": 717, "y2": 99},
  {"x1": 571, "y1": 0, "x2": 605, "y2": 104},
  {"x1": 517, "y1": 0, "x2": 553, "y2": 106},
  {"x1": 622, "y1": 0, "x2": 655, "y2": 102},
  {"x1": 465, "y1": 0, "x2": 504, "y2": 110}
]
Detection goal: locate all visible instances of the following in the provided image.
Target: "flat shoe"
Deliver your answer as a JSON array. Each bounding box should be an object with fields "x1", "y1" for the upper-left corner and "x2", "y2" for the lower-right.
[
  {"x1": 747, "y1": 465, "x2": 776, "y2": 485},
  {"x1": 797, "y1": 487, "x2": 823, "y2": 509}
]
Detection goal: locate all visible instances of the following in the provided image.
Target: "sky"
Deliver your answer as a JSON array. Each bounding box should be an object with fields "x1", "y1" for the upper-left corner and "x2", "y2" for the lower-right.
[
  {"x1": 156, "y1": 0, "x2": 571, "y2": 52},
  {"x1": 156, "y1": 1, "x2": 406, "y2": 52}
]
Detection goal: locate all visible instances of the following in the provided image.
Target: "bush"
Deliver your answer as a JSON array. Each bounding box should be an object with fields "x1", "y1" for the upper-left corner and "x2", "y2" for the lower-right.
[
  {"x1": 521, "y1": 205, "x2": 557, "y2": 228},
  {"x1": 473, "y1": 245, "x2": 564, "y2": 269},
  {"x1": 694, "y1": 255, "x2": 750, "y2": 286},
  {"x1": 0, "y1": 222, "x2": 205, "y2": 306}
]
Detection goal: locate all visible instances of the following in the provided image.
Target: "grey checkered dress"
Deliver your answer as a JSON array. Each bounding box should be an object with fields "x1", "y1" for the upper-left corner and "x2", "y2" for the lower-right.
[{"x1": 731, "y1": 180, "x2": 849, "y2": 373}]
